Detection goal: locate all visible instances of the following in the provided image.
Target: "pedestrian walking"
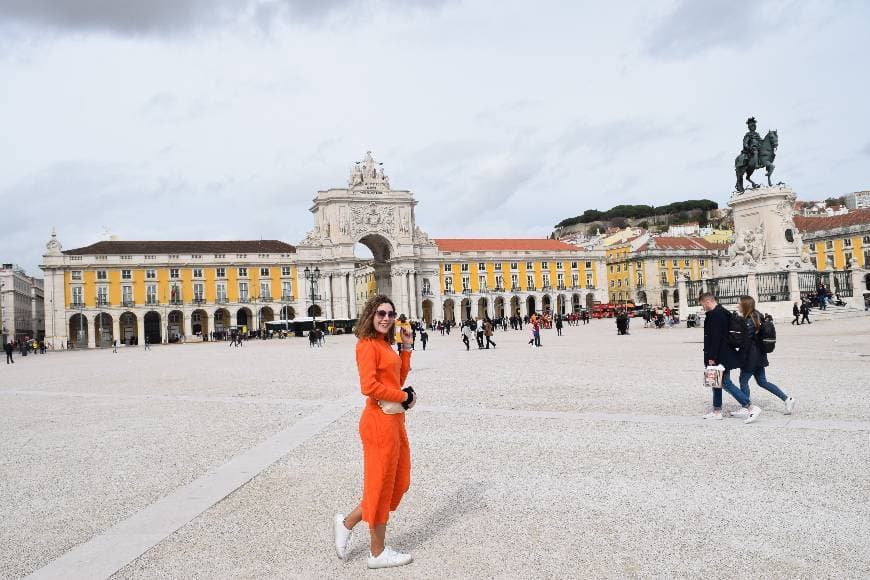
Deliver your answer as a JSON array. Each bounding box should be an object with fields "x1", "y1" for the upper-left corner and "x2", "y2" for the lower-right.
[
  {"x1": 144, "y1": 337, "x2": 150, "y2": 351},
  {"x1": 734, "y1": 295, "x2": 796, "y2": 417},
  {"x1": 475, "y1": 318, "x2": 485, "y2": 349},
  {"x1": 699, "y1": 292, "x2": 761, "y2": 423},
  {"x1": 334, "y1": 294, "x2": 416, "y2": 570},
  {"x1": 555, "y1": 315, "x2": 563, "y2": 336},
  {"x1": 461, "y1": 322, "x2": 473, "y2": 351},
  {"x1": 791, "y1": 301, "x2": 800, "y2": 325},
  {"x1": 4, "y1": 341, "x2": 13, "y2": 364},
  {"x1": 800, "y1": 300, "x2": 812, "y2": 324},
  {"x1": 420, "y1": 327, "x2": 428, "y2": 351},
  {"x1": 532, "y1": 314, "x2": 541, "y2": 347},
  {"x1": 484, "y1": 318, "x2": 496, "y2": 349},
  {"x1": 112, "y1": 339, "x2": 118, "y2": 354}
]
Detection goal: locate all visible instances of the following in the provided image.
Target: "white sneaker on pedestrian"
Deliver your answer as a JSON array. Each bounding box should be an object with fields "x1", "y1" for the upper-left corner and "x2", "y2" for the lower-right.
[
  {"x1": 784, "y1": 396, "x2": 796, "y2": 415},
  {"x1": 729, "y1": 407, "x2": 750, "y2": 418},
  {"x1": 367, "y1": 546, "x2": 413, "y2": 569},
  {"x1": 333, "y1": 513, "x2": 352, "y2": 560},
  {"x1": 744, "y1": 405, "x2": 762, "y2": 424},
  {"x1": 702, "y1": 410, "x2": 723, "y2": 420}
]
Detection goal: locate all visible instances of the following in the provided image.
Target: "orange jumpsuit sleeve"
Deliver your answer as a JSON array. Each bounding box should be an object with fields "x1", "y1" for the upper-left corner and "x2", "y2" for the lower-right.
[
  {"x1": 356, "y1": 340, "x2": 408, "y2": 403},
  {"x1": 399, "y1": 350, "x2": 411, "y2": 386}
]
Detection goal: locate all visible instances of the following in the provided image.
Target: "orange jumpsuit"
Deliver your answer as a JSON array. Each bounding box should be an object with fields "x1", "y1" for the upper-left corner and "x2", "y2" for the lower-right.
[{"x1": 356, "y1": 337, "x2": 412, "y2": 527}]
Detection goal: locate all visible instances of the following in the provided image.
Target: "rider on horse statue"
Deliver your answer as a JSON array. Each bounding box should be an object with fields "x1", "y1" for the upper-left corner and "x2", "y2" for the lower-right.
[
  {"x1": 742, "y1": 117, "x2": 761, "y2": 170},
  {"x1": 735, "y1": 116, "x2": 777, "y2": 193}
]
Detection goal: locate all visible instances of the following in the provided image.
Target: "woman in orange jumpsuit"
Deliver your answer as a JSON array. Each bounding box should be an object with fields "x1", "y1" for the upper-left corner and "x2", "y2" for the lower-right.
[{"x1": 334, "y1": 294, "x2": 416, "y2": 569}]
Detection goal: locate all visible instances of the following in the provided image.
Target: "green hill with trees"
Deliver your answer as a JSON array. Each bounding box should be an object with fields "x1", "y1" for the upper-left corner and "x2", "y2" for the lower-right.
[{"x1": 554, "y1": 199, "x2": 719, "y2": 231}]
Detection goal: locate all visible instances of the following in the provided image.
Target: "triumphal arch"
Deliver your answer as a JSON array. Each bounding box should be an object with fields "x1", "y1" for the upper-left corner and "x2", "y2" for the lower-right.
[{"x1": 295, "y1": 152, "x2": 441, "y2": 321}]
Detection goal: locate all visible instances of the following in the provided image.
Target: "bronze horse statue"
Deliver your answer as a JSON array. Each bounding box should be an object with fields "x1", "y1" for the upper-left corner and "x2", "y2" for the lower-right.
[{"x1": 735, "y1": 130, "x2": 778, "y2": 192}]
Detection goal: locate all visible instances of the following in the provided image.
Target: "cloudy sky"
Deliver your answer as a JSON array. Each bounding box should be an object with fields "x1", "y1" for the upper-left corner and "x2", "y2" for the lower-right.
[{"x1": 1, "y1": 0, "x2": 868, "y2": 274}]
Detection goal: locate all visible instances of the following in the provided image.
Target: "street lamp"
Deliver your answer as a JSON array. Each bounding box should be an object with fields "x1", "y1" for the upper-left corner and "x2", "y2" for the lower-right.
[{"x1": 304, "y1": 266, "x2": 321, "y2": 329}]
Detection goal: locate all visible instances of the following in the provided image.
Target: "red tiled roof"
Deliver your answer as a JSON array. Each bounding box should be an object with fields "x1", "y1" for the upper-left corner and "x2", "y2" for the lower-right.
[
  {"x1": 64, "y1": 240, "x2": 296, "y2": 255},
  {"x1": 794, "y1": 209, "x2": 870, "y2": 233},
  {"x1": 636, "y1": 237, "x2": 725, "y2": 251},
  {"x1": 433, "y1": 238, "x2": 578, "y2": 252}
]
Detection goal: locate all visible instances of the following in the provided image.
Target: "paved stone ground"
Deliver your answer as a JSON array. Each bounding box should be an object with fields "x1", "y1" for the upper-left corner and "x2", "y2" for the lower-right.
[{"x1": 1, "y1": 316, "x2": 868, "y2": 579}]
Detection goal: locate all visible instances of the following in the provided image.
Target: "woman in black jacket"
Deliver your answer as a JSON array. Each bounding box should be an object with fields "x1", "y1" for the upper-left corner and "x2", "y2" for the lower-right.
[{"x1": 736, "y1": 295, "x2": 796, "y2": 417}]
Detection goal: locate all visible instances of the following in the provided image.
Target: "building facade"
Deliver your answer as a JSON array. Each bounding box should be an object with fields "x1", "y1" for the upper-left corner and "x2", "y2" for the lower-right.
[
  {"x1": 795, "y1": 209, "x2": 870, "y2": 271},
  {"x1": 844, "y1": 191, "x2": 870, "y2": 210},
  {"x1": 0, "y1": 264, "x2": 45, "y2": 344},
  {"x1": 41, "y1": 153, "x2": 610, "y2": 348},
  {"x1": 605, "y1": 237, "x2": 725, "y2": 307}
]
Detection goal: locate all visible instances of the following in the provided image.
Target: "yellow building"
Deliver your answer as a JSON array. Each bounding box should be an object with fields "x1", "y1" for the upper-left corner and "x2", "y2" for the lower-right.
[
  {"x1": 607, "y1": 236, "x2": 725, "y2": 307},
  {"x1": 701, "y1": 229, "x2": 734, "y2": 245},
  {"x1": 433, "y1": 239, "x2": 605, "y2": 320},
  {"x1": 42, "y1": 238, "x2": 298, "y2": 347},
  {"x1": 795, "y1": 209, "x2": 870, "y2": 270}
]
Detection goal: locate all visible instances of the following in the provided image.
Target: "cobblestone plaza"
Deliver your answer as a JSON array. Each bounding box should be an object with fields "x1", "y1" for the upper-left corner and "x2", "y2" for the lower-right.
[{"x1": 2, "y1": 316, "x2": 869, "y2": 579}]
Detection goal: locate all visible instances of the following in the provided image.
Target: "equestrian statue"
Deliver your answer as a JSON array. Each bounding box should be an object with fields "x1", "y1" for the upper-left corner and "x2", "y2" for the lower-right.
[{"x1": 735, "y1": 117, "x2": 778, "y2": 192}]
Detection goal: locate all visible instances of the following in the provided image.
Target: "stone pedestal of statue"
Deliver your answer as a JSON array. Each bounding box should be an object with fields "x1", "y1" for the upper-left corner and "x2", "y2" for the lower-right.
[{"x1": 723, "y1": 185, "x2": 810, "y2": 273}]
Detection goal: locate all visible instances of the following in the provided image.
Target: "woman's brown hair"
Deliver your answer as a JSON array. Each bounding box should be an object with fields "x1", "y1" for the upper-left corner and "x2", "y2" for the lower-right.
[
  {"x1": 738, "y1": 295, "x2": 762, "y2": 328},
  {"x1": 354, "y1": 294, "x2": 397, "y2": 343}
]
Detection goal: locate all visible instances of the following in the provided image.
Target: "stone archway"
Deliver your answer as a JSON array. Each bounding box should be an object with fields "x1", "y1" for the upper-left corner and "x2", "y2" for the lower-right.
[
  {"x1": 585, "y1": 293, "x2": 595, "y2": 310},
  {"x1": 442, "y1": 299, "x2": 455, "y2": 323},
  {"x1": 167, "y1": 310, "x2": 184, "y2": 342},
  {"x1": 572, "y1": 293, "x2": 581, "y2": 313},
  {"x1": 511, "y1": 295, "x2": 521, "y2": 316},
  {"x1": 214, "y1": 308, "x2": 230, "y2": 336},
  {"x1": 357, "y1": 233, "x2": 394, "y2": 298},
  {"x1": 308, "y1": 305, "x2": 322, "y2": 317},
  {"x1": 542, "y1": 295, "x2": 551, "y2": 314},
  {"x1": 672, "y1": 289, "x2": 679, "y2": 306},
  {"x1": 191, "y1": 309, "x2": 208, "y2": 338},
  {"x1": 526, "y1": 296, "x2": 536, "y2": 317},
  {"x1": 94, "y1": 313, "x2": 113, "y2": 348},
  {"x1": 237, "y1": 307, "x2": 253, "y2": 332},
  {"x1": 460, "y1": 298, "x2": 472, "y2": 321},
  {"x1": 494, "y1": 296, "x2": 505, "y2": 318},
  {"x1": 280, "y1": 305, "x2": 296, "y2": 320},
  {"x1": 259, "y1": 307, "x2": 274, "y2": 330},
  {"x1": 143, "y1": 311, "x2": 161, "y2": 344},
  {"x1": 477, "y1": 297, "x2": 488, "y2": 319},
  {"x1": 69, "y1": 313, "x2": 88, "y2": 348},
  {"x1": 422, "y1": 299, "x2": 433, "y2": 324},
  {"x1": 120, "y1": 312, "x2": 138, "y2": 345}
]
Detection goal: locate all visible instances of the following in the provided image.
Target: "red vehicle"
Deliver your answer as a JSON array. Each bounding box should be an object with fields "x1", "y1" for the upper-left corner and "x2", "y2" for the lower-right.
[{"x1": 592, "y1": 302, "x2": 615, "y2": 319}]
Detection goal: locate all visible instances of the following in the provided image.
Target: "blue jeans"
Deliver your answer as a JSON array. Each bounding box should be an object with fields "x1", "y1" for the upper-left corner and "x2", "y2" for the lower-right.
[
  {"x1": 713, "y1": 370, "x2": 751, "y2": 408},
  {"x1": 739, "y1": 367, "x2": 787, "y2": 401}
]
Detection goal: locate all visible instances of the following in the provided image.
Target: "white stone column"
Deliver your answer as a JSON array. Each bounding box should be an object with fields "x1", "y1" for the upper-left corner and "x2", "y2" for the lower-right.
[
  {"x1": 137, "y1": 314, "x2": 145, "y2": 346},
  {"x1": 410, "y1": 271, "x2": 420, "y2": 319},
  {"x1": 348, "y1": 274, "x2": 358, "y2": 319},
  {"x1": 183, "y1": 313, "x2": 192, "y2": 340},
  {"x1": 324, "y1": 274, "x2": 334, "y2": 320},
  {"x1": 849, "y1": 267, "x2": 866, "y2": 309},
  {"x1": 677, "y1": 275, "x2": 689, "y2": 317},
  {"x1": 112, "y1": 317, "x2": 121, "y2": 345},
  {"x1": 788, "y1": 270, "x2": 801, "y2": 303},
  {"x1": 746, "y1": 272, "x2": 758, "y2": 300}
]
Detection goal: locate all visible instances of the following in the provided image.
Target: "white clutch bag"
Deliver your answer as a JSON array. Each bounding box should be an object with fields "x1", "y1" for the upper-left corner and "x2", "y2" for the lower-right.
[{"x1": 378, "y1": 400, "x2": 406, "y2": 415}]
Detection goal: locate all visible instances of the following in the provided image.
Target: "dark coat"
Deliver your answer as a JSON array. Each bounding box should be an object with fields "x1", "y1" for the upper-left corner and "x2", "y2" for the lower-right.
[
  {"x1": 3, "y1": 342, "x2": 12, "y2": 355},
  {"x1": 793, "y1": 303, "x2": 800, "y2": 316},
  {"x1": 703, "y1": 304, "x2": 741, "y2": 370},
  {"x1": 740, "y1": 315, "x2": 769, "y2": 370}
]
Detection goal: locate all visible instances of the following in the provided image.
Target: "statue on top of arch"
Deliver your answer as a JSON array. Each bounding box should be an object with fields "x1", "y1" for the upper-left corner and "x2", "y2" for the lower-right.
[{"x1": 349, "y1": 150, "x2": 391, "y2": 191}]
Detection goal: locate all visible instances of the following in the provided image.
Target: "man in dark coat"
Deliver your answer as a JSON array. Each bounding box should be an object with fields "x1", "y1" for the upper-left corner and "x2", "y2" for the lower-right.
[
  {"x1": 4, "y1": 341, "x2": 13, "y2": 364},
  {"x1": 699, "y1": 292, "x2": 759, "y2": 422}
]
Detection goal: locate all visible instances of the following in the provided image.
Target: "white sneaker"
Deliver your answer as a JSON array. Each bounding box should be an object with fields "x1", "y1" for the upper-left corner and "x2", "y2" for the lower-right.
[
  {"x1": 729, "y1": 407, "x2": 750, "y2": 418},
  {"x1": 367, "y1": 546, "x2": 413, "y2": 569},
  {"x1": 744, "y1": 405, "x2": 762, "y2": 424},
  {"x1": 334, "y1": 513, "x2": 352, "y2": 560},
  {"x1": 784, "y1": 396, "x2": 796, "y2": 415},
  {"x1": 702, "y1": 410, "x2": 723, "y2": 420}
]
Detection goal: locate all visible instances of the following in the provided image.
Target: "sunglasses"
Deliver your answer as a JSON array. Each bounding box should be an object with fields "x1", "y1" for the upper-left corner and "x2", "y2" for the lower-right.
[{"x1": 375, "y1": 310, "x2": 398, "y2": 319}]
